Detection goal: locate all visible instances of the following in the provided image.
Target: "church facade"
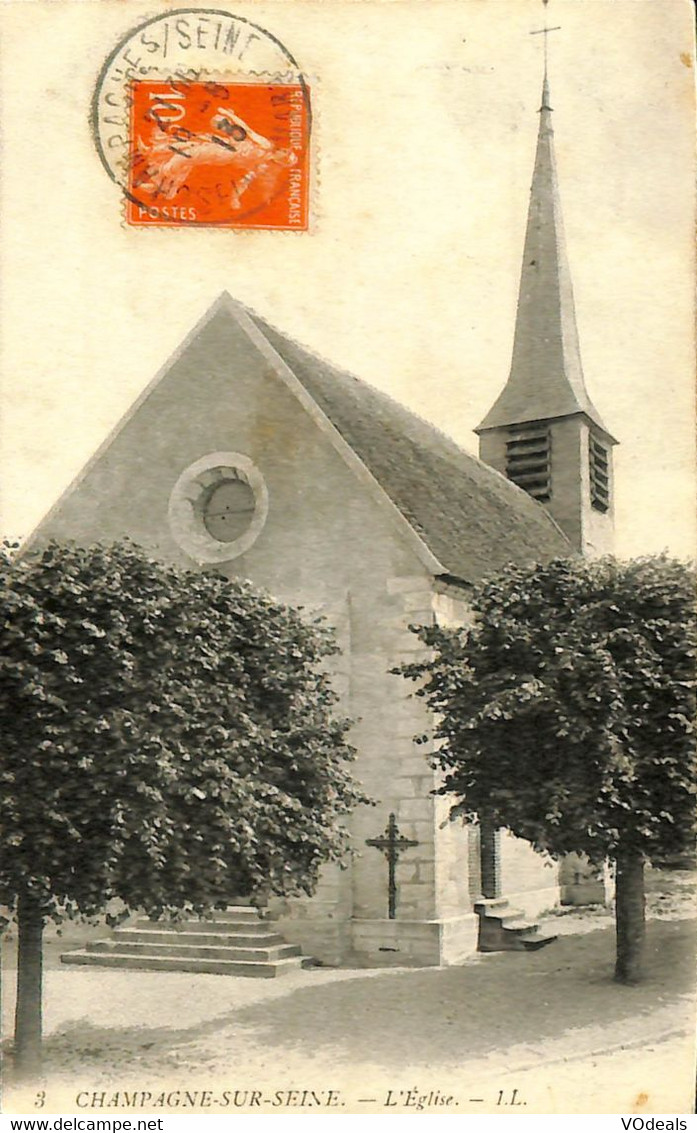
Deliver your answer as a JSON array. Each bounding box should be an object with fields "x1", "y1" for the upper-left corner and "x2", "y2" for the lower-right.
[{"x1": 27, "y1": 75, "x2": 616, "y2": 968}]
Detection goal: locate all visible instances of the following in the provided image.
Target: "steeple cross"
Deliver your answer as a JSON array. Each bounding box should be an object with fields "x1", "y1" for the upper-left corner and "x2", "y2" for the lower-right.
[
  {"x1": 530, "y1": 0, "x2": 561, "y2": 75},
  {"x1": 366, "y1": 812, "x2": 419, "y2": 920}
]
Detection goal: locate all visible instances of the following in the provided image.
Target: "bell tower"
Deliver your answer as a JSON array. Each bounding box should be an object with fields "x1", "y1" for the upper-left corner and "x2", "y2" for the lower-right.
[
  {"x1": 476, "y1": 64, "x2": 618, "y2": 557},
  {"x1": 476, "y1": 20, "x2": 619, "y2": 910}
]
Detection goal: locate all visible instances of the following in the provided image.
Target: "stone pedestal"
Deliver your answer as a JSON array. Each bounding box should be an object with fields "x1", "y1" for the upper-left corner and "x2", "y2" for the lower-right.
[
  {"x1": 350, "y1": 913, "x2": 478, "y2": 967},
  {"x1": 559, "y1": 854, "x2": 613, "y2": 906}
]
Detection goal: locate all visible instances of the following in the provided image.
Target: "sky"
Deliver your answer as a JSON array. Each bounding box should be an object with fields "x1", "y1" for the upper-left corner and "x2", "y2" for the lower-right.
[{"x1": 1, "y1": 0, "x2": 694, "y2": 558}]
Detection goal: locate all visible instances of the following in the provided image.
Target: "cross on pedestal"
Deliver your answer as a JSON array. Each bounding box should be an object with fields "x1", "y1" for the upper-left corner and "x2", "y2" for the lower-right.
[{"x1": 366, "y1": 812, "x2": 419, "y2": 920}]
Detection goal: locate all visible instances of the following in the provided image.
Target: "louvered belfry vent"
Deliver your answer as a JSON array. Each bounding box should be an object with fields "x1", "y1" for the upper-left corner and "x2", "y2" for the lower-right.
[
  {"x1": 505, "y1": 427, "x2": 551, "y2": 501},
  {"x1": 589, "y1": 434, "x2": 610, "y2": 512}
]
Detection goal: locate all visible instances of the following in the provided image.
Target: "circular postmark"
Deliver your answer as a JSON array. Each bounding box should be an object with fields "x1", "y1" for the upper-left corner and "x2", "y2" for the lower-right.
[{"x1": 92, "y1": 9, "x2": 311, "y2": 228}]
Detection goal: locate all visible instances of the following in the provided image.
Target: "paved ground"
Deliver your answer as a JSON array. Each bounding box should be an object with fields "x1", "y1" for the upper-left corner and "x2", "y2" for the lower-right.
[{"x1": 2, "y1": 872, "x2": 696, "y2": 1115}]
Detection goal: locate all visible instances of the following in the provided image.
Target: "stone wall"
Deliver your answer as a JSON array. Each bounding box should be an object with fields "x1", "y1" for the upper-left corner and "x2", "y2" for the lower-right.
[
  {"x1": 499, "y1": 832, "x2": 560, "y2": 918},
  {"x1": 346, "y1": 574, "x2": 477, "y2": 966},
  {"x1": 276, "y1": 566, "x2": 481, "y2": 968}
]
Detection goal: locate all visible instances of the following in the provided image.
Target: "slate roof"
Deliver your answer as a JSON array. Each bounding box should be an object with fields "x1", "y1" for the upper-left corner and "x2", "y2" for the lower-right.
[{"x1": 251, "y1": 312, "x2": 572, "y2": 584}]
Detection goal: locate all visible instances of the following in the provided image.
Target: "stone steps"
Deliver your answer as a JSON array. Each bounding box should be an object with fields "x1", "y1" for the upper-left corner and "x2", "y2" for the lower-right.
[
  {"x1": 113, "y1": 928, "x2": 288, "y2": 948},
  {"x1": 161, "y1": 906, "x2": 266, "y2": 923},
  {"x1": 60, "y1": 904, "x2": 304, "y2": 978},
  {"x1": 86, "y1": 940, "x2": 301, "y2": 963},
  {"x1": 130, "y1": 919, "x2": 278, "y2": 936},
  {"x1": 512, "y1": 930, "x2": 557, "y2": 952},
  {"x1": 474, "y1": 897, "x2": 557, "y2": 953},
  {"x1": 61, "y1": 951, "x2": 302, "y2": 978}
]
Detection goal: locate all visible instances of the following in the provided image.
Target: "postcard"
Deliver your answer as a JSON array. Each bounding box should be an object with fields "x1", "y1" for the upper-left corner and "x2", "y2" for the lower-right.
[{"x1": 1, "y1": 0, "x2": 695, "y2": 1118}]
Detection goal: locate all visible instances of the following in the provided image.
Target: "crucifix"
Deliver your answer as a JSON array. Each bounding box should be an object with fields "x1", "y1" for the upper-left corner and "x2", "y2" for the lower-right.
[{"x1": 366, "y1": 812, "x2": 419, "y2": 920}]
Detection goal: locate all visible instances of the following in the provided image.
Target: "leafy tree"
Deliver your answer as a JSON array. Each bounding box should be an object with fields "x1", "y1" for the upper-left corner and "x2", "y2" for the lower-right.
[
  {"x1": 0, "y1": 540, "x2": 367, "y2": 1075},
  {"x1": 400, "y1": 555, "x2": 696, "y2": 984}
]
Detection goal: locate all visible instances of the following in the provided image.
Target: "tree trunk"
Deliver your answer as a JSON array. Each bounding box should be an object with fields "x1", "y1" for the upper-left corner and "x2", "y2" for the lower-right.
[
  {"x1": 614, "y1": 850, "x2": 645, "y2": 984},
  {"x1": 14, "y1": 891, "x2": 44, "y2": 1078}
]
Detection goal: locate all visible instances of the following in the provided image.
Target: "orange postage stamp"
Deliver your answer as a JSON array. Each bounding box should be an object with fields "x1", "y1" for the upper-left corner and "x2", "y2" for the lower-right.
[{"x1": 127, "y1": 80, "x2": 310, "y2": 229}]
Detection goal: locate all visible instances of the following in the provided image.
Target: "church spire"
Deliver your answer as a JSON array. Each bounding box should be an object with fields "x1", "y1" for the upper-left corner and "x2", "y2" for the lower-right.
[
  {"x1": 476, "y1": 69, "x2": 614, "y2": 440},
  {"x1": 476, "y1": 17, "x2": 617, "y2": 558}
]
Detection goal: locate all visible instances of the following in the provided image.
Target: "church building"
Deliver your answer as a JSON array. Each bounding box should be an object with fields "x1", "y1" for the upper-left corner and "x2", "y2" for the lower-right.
[{"x1": 31, "y1": 73, "x2": 616, "y2": 969}]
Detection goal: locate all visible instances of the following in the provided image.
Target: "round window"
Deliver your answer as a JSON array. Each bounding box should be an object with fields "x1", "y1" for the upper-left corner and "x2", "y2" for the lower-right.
[
  {"x1": 202, "y1": 478, "x2": 256, "y2": 542},
  {"x1": 168, "y1": 452, "x2": 269, "y2": 563}
]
